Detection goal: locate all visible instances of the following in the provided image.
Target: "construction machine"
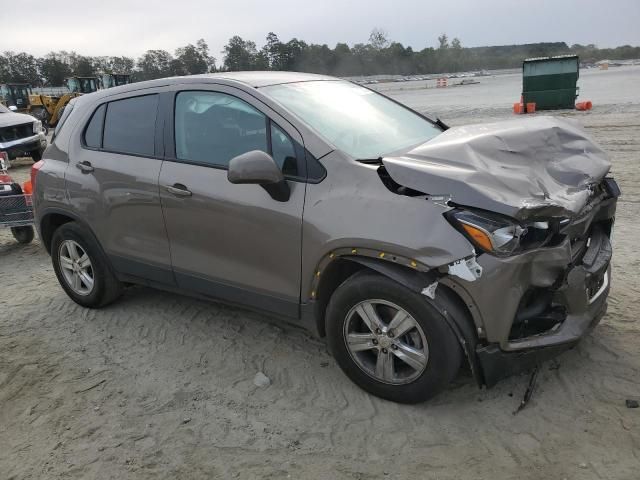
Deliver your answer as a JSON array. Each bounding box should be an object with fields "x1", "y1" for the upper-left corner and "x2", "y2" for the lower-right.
[
  {"x1": 66, "y1": 76, "x2": 99, "y2": 94},
  {"x1": 0, "y1": 83, "x2": 33, "y2": 112},
  {"x1": 99, "y1": 73, "x2": 131, "y2": 89},
  {"x1": 29, "y1": 76, "x2": 100, "y2": 128},
  {"x1": 29, "y1": 74, "x2": 132, "y2": 128}
]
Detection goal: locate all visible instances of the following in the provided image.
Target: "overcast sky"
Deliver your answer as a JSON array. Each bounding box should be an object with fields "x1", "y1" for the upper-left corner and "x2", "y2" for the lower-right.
[{"x1": 1, "y1": 0, "x2": 639, "y2": 59}]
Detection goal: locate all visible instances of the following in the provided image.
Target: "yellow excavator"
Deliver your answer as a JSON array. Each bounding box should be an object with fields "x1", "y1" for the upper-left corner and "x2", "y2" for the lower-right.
[{"x1": 29, "y1": 74, "x2": 130, "y2": 128}]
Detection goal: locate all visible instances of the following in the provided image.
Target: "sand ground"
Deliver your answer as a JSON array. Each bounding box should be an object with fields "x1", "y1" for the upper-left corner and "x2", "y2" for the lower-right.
[{"x1": 1, "y1": 67, "x2": 639, "y2": 479}]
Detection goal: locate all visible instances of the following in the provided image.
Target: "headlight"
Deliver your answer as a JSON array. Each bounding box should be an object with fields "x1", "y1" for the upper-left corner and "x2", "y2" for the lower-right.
[
  {"x1": 33, "y1": 120, "x2": 43, "y2": 134},
  {"x1": 446, "y1": 209, "x2": 527, "y2": 256}
]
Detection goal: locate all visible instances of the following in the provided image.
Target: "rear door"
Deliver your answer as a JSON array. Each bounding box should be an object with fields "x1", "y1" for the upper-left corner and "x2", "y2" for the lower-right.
[
  {"x1": 65, "y1": 89, "x2": 174, "y2": 285},
  {"x1": 158, "y1": 85, "x2": 306, "y2": 317}
]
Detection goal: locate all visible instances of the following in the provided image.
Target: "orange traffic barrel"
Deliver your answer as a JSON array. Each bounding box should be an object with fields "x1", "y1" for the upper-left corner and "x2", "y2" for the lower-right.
[
  {"x1": 22, "y1": 180, "x2": 33, "y2": 194},
  {"x1": 576, "y1": 101, "x2": 593, "y2": 111},
  {"x1": 526, "y1": 102, "x2": 536, "y2": 113},
  {"x1": 513, "y1": 102, "x2": 524, "y2": 114}
]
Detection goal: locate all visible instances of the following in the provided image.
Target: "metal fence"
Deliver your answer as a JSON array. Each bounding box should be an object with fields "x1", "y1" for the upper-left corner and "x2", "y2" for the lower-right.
[
  {"x1": 31, "y1": 86, "x2": 70, "y2": 96},
  {"x1": 0, "y1": 194, "x2": 34, "y2": 227}
]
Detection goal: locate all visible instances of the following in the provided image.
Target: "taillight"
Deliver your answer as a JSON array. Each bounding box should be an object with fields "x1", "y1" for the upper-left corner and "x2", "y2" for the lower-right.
[{"x1": 31, "y1": 160, "x2": 45, "y2": 192}]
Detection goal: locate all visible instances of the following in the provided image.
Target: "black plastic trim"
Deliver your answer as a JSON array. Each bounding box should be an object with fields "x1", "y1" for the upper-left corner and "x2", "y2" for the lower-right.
[
  {"x1": 173, "y1": 270, "x2": 299, "y2": 319},
  {"x1": 109, "y1": 254, "x2": 176, "y2": 286}
]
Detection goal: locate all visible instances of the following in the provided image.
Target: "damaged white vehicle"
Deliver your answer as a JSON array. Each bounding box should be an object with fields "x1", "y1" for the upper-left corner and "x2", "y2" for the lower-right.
[{"x1": 33, "y1": 73, "x2": 619, "y2": 403}]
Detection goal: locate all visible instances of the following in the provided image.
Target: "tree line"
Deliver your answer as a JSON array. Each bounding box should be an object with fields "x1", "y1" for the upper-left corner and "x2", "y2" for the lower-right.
[
  {"x1": 222, "y1": 30, "x2": 640, "y2": 75},
  {"x1": 0, "y1": 39, "x2": 215, "y2": 86},
  {"x1": 1, "y1": 31, "x2": 639, "y2": 86}
]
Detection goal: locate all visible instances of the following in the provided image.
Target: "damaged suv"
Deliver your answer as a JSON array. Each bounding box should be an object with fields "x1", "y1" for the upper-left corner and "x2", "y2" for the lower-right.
[{"x1": 33, "y1": 73, "x2": 619, "y2": 403}]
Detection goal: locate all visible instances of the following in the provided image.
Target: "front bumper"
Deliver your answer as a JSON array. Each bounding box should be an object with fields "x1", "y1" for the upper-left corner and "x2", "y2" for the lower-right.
[
  {"x1": 476, "y1": 265, "x2": 610, "y2": 387},
  {"x1": 446, "y1": 182, "x2": 618, "y2": 386},
  {"x1": 0, "y1": 133, "x2": 47, "y2": 159}
]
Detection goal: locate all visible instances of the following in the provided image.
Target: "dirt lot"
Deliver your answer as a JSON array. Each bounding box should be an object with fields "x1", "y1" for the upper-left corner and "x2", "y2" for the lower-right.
[{"x1": 1, "y1": 68, "x2": 639, "y2": 479}]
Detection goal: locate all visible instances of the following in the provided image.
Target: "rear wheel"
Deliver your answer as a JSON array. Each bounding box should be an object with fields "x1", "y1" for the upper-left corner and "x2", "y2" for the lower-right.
[
  {"x1": 11, "y1": 226, "x2": 34, "y2": 244},
  {"x1": 326, "y1": 271, "x2": 462, "y2": 403},
  {"x1": 51, "y1": 222, "x2": 122, "y2": 308}
]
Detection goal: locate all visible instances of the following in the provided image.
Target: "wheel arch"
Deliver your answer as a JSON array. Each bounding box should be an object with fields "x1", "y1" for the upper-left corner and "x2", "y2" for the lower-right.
[
  {"x1": 39, "y1": 208, "x2": 102, "y2": 257},
  {"x1": 311, "y1": 255, "x2": 484, "y2": 386}
]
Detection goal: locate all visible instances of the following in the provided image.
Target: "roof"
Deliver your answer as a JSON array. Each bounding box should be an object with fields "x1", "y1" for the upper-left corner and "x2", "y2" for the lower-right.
[
  {"x1": 182, "y1": 71, "x2": 336, "y2": 88},
  {"x1": 74, "y1": 71, "x2": 339, "y2": 106}
]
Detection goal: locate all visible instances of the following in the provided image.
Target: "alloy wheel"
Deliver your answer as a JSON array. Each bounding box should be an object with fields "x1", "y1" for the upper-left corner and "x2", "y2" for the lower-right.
[
  {"x1": 58, "y1": 240, "x2": 94, "y2": 296},
  {"x1": 343, "y1": 299, "x2": 429, "y2": 385}
]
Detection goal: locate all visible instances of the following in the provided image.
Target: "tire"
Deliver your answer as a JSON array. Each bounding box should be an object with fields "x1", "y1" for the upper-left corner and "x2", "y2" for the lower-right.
[
  {"x1": 11, "y1": 226, "x2": 34, "y2": 244},
  {"x1": 51, "y1": 222, "x2": 122, "y2": 308},
  {"x1": 31, "y1": 149, "x2": 43, "y2": 162},
  {"x1": 326, "y1": 271, "x2": 462, "y2": 403}
]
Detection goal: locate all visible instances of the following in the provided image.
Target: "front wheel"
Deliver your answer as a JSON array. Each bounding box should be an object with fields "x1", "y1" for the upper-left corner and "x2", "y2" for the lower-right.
[
  {"x1": 326, "y1": 271, "x2": 462, "y2": 403},
  {"x1": 11, "y1": 226, "x2": 34, "y2": 244}
]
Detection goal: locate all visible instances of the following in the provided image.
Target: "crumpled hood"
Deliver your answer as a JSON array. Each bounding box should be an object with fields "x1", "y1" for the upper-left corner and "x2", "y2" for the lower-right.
[
  {"x1": 382, "y1": 116, "x2": 611, "y2": 221},
  {"x1": 0, "y1": 111, "x2": 36, "y2": 128}
]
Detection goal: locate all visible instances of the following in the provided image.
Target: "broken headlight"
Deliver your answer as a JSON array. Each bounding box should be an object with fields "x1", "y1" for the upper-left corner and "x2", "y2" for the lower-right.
[{"x1": 446, "y1": 209, "x2": 527, "y2": 256}]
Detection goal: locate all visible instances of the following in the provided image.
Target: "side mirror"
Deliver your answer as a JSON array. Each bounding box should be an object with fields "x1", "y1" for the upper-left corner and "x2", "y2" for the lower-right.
[{"x1": 228, "y1": 150, "x2": 290, "y2": 202}]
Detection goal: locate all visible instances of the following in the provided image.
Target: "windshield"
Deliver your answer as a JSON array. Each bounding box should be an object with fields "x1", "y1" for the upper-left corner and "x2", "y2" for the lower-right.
[
  {"x1": 261, "y1": 80, "x2": 441, "y2": 159},
  {"x1": 0, "y1": 104, "x2": 8, "y2": 113},
  {"x1": 115, "y1": 75, "x2": 130, "y2": 86},
  {"x1": 67, "y1": 78, "x2": 80, "y2": 92},
  {"x1": 101, "y1": 74, "x2": 115, "y2": 89},
  {"x1": 80, "y1": 78, "x2": 97, "y2": 93}
]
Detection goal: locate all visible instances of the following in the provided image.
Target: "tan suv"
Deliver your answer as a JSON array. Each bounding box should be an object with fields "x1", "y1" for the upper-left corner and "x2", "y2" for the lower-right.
[{"x1": 32, "y1": 72, "x2": 619, "y2": 403}]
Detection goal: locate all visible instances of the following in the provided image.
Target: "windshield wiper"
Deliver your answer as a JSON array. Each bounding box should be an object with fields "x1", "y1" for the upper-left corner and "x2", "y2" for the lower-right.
[
  {"x1": 435, "y1": 118, "x2": 449, "y2": 130},
  {"x1": 356, "y1": 157, "x2": 383, "y2": 165}
]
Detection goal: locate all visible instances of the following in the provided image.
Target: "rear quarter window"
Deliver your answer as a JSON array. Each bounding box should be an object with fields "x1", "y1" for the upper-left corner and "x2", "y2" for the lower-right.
[{"x1": 83, "y1": 104, "x2": 106, "y2": 148}]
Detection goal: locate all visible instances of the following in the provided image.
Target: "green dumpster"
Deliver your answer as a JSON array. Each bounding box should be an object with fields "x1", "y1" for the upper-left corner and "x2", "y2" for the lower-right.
[{"x1": 522, "y1": 55, "x2": 579, "y2": 110}]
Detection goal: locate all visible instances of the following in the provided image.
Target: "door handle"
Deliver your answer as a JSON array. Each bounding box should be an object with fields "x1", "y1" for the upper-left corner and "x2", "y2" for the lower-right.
[
  {"x1": 76, "y1": 161, "x2": 94, "y2": 173},
  {"x1": 166, "y1": 183, "x2": 192, "y2": 197}
]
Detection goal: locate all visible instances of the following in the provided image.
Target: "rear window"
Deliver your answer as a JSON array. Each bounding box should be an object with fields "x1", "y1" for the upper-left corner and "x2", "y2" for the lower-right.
[{"x1": 103, "y1": 95, "x2": 158, "y2": 156}]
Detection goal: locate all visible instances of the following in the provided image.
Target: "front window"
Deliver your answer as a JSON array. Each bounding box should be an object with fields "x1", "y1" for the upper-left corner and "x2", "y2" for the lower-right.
[
  {"x1": 261, "y1": 80, "x2": 441, "y2": 159},
  {"x1": 174, "y1": 90, "x2": 298, "y2": 175}
]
